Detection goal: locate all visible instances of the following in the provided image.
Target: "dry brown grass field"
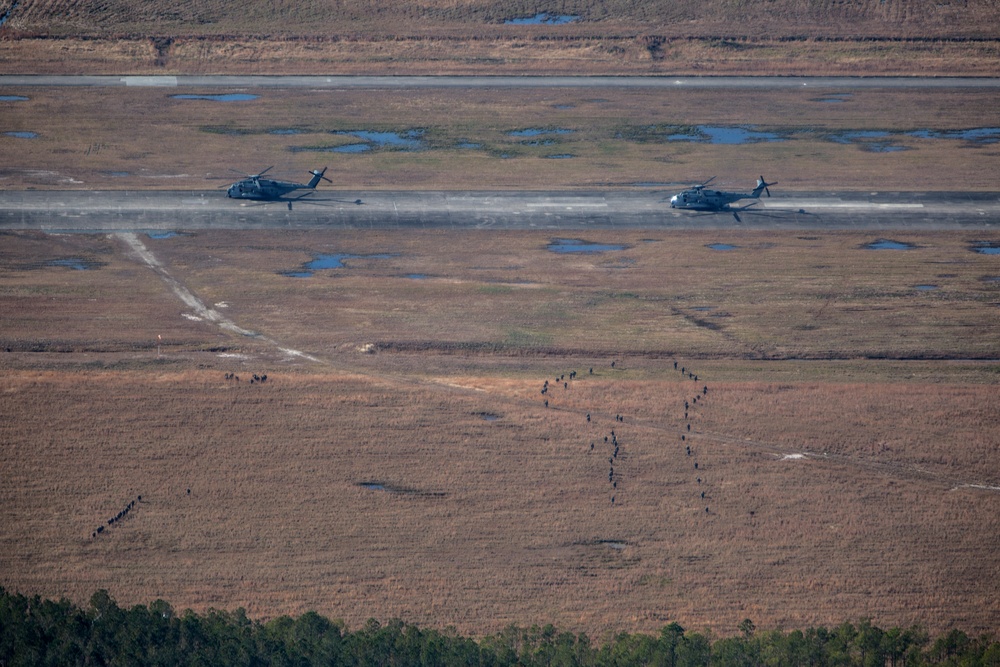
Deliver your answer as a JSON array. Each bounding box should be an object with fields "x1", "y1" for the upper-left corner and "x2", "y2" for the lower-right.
[
  {"x1": 2, "y1": 86, "x2": 999, "y2": 192},
  {"x1": 1, "y1": 0, "x2": 1000, "y2": 75},
  {"x1": 3, "y1": 36, "x2": 999, "y2": 77},
  {"x1": 0, "y1": 0, "x2": 1000, "y2": 75},
  {"x1": 1, "y1": 228, "x2": 999, "y2": 637}
]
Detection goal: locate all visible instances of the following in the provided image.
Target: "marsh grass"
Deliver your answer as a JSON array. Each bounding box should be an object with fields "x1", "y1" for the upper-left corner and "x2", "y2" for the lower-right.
[
  {"x1": 2, "y1": 0, "x2": 1000, "y2": 76},
  {"x1": 1, "y1": 87, "x2": 998, "y2": 191},
  {"x1": 0, "y1": 368, "x2": 997, "y2": 636},
  {"x1": 1, "y1": 227, "x2": 999, "y2": 636}
]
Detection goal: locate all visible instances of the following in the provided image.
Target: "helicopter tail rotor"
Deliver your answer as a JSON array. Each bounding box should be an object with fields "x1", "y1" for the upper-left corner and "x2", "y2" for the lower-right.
[
  {"x1": 751, "y1": 176, "x2": 777, "y2": 198},
  {"x1": 306, "y1": 167, "x2": 331, "y2": 189},
  {"x1": 757, "y1": 175, "x2": 777, "y2": 197}
]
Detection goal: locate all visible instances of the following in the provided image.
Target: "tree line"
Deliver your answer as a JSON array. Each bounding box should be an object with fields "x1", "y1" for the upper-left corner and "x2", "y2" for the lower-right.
[{"x1": 0, "y1": 588, "x2": 997, "y2": 667}]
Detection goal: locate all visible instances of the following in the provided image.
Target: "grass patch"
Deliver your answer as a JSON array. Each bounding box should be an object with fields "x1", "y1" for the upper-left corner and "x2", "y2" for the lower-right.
[{"x1": 1, "y1": 86, "x2": 998, "y2": 191}]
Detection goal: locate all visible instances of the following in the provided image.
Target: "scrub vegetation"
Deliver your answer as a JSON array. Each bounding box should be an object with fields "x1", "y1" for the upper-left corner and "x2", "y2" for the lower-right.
[
  {"x1": 1, "y1": 229, "x2": 998, "y2": 637},
  {"x1": 1, "y1": 0, "x2": 999, "y2": 74},
  {"x1": 1, "y1": 86, "x2": 998, "y2": 191},
  {"x1": 3, "y1": 588, "x2": 1000, "y2": 667}
]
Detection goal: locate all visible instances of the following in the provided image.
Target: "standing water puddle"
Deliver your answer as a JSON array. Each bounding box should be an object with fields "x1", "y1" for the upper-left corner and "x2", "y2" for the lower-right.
[
  {"x1": 814, "y1": 93, "x2": 853, "y2": 103},
  {"x1": 505, "y1": 13, "x2": 579, "y2": 24},
  {"x1": 509, "y1": 128, "x2": 575, "y2": 137},
  {"x1": 171, "y1": 93, "x2": 259, "y2": 102},
  {"x1": 707, "y1": 243, "x2": 739, "y2": 251},
  {"x1": 5, "y1": 131, "x2": 37, "y2": 138},
  {"x1": 972, "y1": 244, "x2": 1000, "y2": 255},
  {"x1": 548, "y1": 239, "x2": 625, "y2": 253},
  {"x1": 0, "y1": 95, "x2": 29, "y2": 102},
  {"x1": 283, "y1": 252, "x2": 395, "y2": 278},
  {"x1": 330, "y1": 129, "x2": 424, "y2": 152},
  {"x1": 47, "y1": 258, "x2": 97, "y2": 270},
  {"x1": 864, "y1": 239, "x2": 915, "y2": 250},
  {"x1": 692, "y1": 126, "x2": 783, "y2": 144},
  {"x1": 907, "y1": 128, "x2": 1000, "y2": 144}
]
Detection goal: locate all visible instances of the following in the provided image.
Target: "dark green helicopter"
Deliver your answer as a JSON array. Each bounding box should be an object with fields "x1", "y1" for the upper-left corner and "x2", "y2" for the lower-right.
[
  {"x1": 226, "y1": 166, "x2": 330, "y2": 201},
  {"x1": 669, "y1": 176, "x2": 776, "y2": 222}
]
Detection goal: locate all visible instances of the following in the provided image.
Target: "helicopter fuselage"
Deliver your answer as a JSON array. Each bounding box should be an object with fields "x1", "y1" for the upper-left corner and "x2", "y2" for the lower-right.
[
  {"x1": 669, "y1": 177, "x2": 774, "y2": 212},
  {"x1": 227, "y1": 179, "x2": 305, "y2": 200},
  {"x1": 227, "y1": 167, "x2": 329, "y2": 201},
  {"x1": 669, "y1": 189, "x2": 745, "y2": 211}
]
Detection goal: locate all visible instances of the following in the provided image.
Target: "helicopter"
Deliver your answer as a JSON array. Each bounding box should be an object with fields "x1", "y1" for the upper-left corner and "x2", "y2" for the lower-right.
[
  {"x1": 226, "y1": 166, "x2": 330, "y2": 201},
  {"x1": 669, "y1": 176, "x2": 776, "y2": 222}
]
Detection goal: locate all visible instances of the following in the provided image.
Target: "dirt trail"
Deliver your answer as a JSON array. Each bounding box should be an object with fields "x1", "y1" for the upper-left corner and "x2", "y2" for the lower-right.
[
  {"x1": 114, "y1": 232, "x2": 1000, "y2": 495},
  {"x1": 115, "y1": 232, "x2": 321, "y2": 363}
]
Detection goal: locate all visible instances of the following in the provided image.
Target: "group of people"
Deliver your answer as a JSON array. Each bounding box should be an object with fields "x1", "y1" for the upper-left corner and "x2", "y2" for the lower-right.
[
  {"x1": 675, "y1": 360, "x2": 712, "y2": 514},
  {"x1": 91, "y1": 495, "x2": 141, "y2": 539},
  {"x1": 540, "y1": 358, "x2": 716, "y2": 512},
  {"x1": 224, "y1": 372, "x2": 268, "y2": 384}
]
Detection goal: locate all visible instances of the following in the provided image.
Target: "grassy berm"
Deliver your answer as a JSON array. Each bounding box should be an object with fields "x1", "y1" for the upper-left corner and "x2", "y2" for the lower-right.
[{"x1": 1, "y1": 228, "x2": 999, "y2": 636}]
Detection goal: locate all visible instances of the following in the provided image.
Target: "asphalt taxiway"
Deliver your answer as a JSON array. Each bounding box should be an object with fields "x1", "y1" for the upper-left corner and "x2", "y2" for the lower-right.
[{"x1": 1, "y1": 190, "x2": 999, "y2": 231}]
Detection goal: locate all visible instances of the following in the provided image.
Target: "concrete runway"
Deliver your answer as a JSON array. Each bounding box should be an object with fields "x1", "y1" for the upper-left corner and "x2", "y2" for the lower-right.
[
  {"x1": 2, "y1": 75, "x2": 999, "y2": 89},
  {"x1": 1, "y1": 190, "x2": 999, "y2": 231}
]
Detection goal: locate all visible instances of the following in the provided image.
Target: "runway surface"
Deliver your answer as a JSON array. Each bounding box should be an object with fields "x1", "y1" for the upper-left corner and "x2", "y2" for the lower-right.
[
  {"x1": 2, "y1": 190, "x2": 999, "y2": 231},
  {"x1": 2, "y1": 75, "x2": 999, "y2": 89}
]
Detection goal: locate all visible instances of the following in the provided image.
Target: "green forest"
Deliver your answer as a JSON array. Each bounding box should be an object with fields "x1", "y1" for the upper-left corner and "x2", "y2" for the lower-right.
[{"x1": 1, "y1": 588, "x2": 997, "y2": 667}]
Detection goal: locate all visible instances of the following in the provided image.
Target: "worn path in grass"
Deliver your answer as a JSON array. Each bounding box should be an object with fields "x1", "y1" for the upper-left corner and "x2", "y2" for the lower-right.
[
  {"x1": 112, "y1": 231, "x2": 1000, "y2": 500},
  {"x1": 3, "y1": 226, "x2": 999, "y2": 635}
]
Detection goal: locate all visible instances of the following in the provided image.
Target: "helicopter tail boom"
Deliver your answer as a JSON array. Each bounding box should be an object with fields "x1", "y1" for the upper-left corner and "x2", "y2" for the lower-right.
[
  {"x1": 750, "y1": 176, "x2": 776, "y2": 199},
  {"x1": 306, "y1": 167, "x2": 330, "y2": 189}
]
